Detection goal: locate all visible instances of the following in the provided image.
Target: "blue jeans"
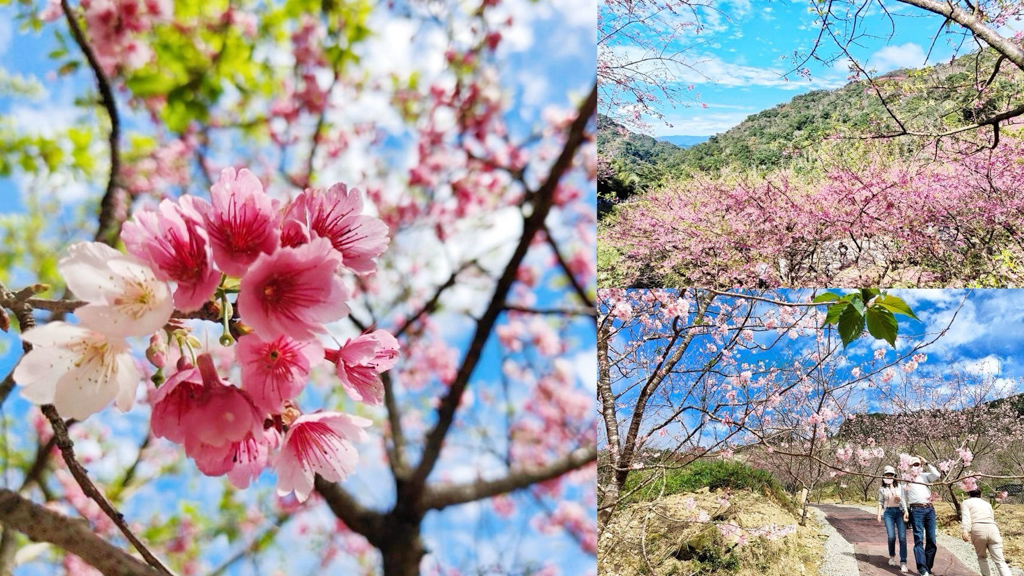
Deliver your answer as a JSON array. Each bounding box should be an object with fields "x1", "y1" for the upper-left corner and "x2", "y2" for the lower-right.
[
  {"x1": 910, "y1": 505, "x2": 937, "y2": 573},
  {"x1": 883, "y1": 507, "x2": 907, "y2": 562}
]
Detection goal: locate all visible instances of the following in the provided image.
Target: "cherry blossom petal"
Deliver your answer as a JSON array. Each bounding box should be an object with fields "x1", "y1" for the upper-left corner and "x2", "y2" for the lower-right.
[{"x1": 237, "y1": 238, "x2": 349, "y2": 341}]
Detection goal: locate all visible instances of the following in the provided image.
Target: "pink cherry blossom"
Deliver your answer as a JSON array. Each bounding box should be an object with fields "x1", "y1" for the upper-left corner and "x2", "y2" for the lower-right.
[
  {"x1": 196, "y1": 167, "x2": 281, "y2": 277},
  {"x1": 121, "y1": 197, "x2": 221, "y2": 312},
  {"x1": 14, "y1": 322, "x2": 139, "y2": 419},
  {"x1": 151, "y1": 354, "x2": 263, "y2": 454},
  {"x1": 275, "y1": 411, "x2": 371, "y2": 502},
  {"x1": 280, "y1": 184, "x2": 390, "y2": 275},
  {"x1": 325, "y1": 329, "x2": 400, "y2": 406},
  {"x1": 236, "y1": 238, "x2": 349, "y2": 341},
  {"x1": 59, "y1": 241, "x2": 174, "y2": 338},
  {"x1": 237, "y1": 333, "x2": 324, "y2": 413}
]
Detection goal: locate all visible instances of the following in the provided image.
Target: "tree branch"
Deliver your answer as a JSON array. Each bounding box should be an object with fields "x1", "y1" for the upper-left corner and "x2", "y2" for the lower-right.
[
  {"x1": 896, "y1": 0, "x2": 1024, "y2": 70},
  {"x1": 313, "y1": 476, "x2": 384, "y2": 544},
  {"x1": 0, "y1": 489, "x2": 162, "y2": 576},
  {"x1": 60, "y1": 0, "x2": 124, "y2": 247},
  {"x1": 41, "y1": 406, "x2": 172, "y2": 576},
  {"x1": 402, "y1": 82, "x2": 597, "y2": 505},
  {"x1": 419, "y1": 445, "x2": 596, "y2": 511}
]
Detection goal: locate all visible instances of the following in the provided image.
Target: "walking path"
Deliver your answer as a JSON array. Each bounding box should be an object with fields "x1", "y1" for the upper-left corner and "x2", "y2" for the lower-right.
[{"x1": 814, "y1": 504, "x2": 979, "y2": 576}]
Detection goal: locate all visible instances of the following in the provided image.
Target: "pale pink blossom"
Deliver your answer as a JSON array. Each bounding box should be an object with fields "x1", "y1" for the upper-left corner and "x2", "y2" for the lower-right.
[
  {"x1": 325, "y1": 329, "x2": 400, "y2": 406},
  {"x1": 275, "y1": 411, "x2": 371, "y2": 502},
  {"x1": 121, "y1": 197, "x2": 221, "y2": 312},
  {"x1": 59, "y1": 242, "x2": 173, "y2": 338},
  {"x1": 14, "y1": 322, "x2": 138, "y2": 419},
  {"x1": 237, "y1": 238, "x2": 349, "y2": 341},
  {"x1": 237, "y1": 333, "x2": 323, "y2": 413},
  {"x1": 196, "y1": 167, "x2": 281, "y2": 277},
  {"x1": 280, "y1": 184, "x2": 390, "y2": 275}
]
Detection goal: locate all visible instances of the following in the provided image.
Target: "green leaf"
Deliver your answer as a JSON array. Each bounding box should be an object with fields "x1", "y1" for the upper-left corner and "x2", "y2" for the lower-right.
[
  {"x1": 865, "y1": 307, "x2": 898, "y2": 347},
  {"x1": 877, "y1": 294, "x2": 919, "y2": 320},
  {"x1": 860, "y1": 288, "x2": 880, "y2": 303},
  {"x1": 837, "y1": 304, "x2": 865, "y2": 348},
  {"x1": 823, "y1": 301, "x2": 847, "y2": 326},
  {"x1": 813, "y1": 292, "x2": 839, "y2": 303},
  {"x1": 848, "y1": 293, "x2": 866, "y2": 316}
]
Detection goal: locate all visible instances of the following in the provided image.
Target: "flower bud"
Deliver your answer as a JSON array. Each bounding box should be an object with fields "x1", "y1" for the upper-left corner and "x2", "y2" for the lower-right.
[{"x1": 147, "y1": 333, "x2": 167, "y2": 368}]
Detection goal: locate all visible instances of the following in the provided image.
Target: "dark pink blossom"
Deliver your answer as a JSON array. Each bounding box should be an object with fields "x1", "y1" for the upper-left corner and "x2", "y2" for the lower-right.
[
  {"x1": 236, "y1": 238, "x2": 349, "y2": 341},
  {"x1": 324, "y1": 329, "x2": 400, "y2": 406},
  {"x1": 121, "y1": 197, "x2": 221, "y2": 312},
  {"x1": 280, "y1": 184, "x2": 390, "y2": 275},
  {"x1": 237, "y1": 333, "x2": 324, "y2": 413},
  {"x1": 196, "y1": 167, "x2": 282, "y2": 277},
  {"x1": 275, "y1": 411, "x2": 370, "y2": 502},
  {"x1": 151, "y1": 355, "x2": 263, "y2": 461}
]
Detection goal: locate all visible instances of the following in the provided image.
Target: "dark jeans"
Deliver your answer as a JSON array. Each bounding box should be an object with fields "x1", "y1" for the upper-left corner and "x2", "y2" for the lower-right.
[
  {"x1": 883, "y1": 507, "x2": 907, "y2": 562},
  {"x1": 910, "y1": 505, "x2": 937, "y2": 573}
]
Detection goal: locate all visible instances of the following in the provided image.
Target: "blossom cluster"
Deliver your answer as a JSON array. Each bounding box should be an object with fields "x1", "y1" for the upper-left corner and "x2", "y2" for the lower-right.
[
  {"x1": 15, "y1": 168, "x2": 397, "y2": 502},
  {"x1": 605, "y1": 137, "x2": 1024, "y2": 287}
]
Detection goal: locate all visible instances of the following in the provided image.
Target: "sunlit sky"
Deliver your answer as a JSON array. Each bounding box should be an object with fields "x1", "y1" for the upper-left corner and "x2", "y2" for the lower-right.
[{"x1": 602, "y1": 0, "x2": 1020, "y2": 137}]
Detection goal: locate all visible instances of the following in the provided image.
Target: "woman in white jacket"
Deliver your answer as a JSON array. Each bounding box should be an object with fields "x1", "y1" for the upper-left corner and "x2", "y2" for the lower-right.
[
  {"x1": 961, "y1": 488, "x2": 1013, "y2": 576},
  {"x1": 877, "y1": 465, "x2": 909, "y2": 573}
]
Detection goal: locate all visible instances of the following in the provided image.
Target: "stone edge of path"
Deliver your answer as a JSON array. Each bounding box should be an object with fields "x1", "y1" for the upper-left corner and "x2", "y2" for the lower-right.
[
  {"x1": 809, "y1": 505, "x2": 861, "y2": 576},
  {"x1": 828, "y1": 503, "x2": 1024, "y2": 576}
]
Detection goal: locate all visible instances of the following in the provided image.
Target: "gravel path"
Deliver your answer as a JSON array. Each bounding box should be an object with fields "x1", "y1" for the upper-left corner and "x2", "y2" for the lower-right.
[
  {"x1": 815, "y1": 504, "x2": 1024, "y2": 576},
  {"x1": 809, "y1": 504, "x2": 860, "y2": 576}
]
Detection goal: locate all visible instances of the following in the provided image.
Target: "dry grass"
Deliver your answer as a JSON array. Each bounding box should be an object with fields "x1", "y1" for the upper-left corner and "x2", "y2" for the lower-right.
[
  {"x1": 938, "y1": 503, "x2": 1024, "y2": 564},
  {"x1": 598, "y1": 488, "x2": 823, "y2": 576}
]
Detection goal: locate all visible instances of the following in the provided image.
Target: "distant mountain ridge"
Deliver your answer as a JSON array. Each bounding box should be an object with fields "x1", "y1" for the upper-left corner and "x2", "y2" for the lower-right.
[{"x1": 657, "y1": 135, "x2": 709, "y2": 148}]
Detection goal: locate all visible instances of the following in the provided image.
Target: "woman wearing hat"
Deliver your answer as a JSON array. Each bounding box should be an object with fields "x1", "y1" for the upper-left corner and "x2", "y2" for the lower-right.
[{"x1": 877, "y1": 465, "x2": 909, "y2": 573}]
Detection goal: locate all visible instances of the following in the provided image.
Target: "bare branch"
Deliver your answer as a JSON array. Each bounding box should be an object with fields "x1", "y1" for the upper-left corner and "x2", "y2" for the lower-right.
[
  {"x1": 60, "y1": 0, "x2": 124, "y2": 246},
  {"x1": 41, "y1": 406, "x2": 172, "y2": 576},
  {"x1": 420, "y1": 445, "x2": 596, "y2": 510},
  {"x1": 402, "y1": 83, "x2": 597, "y2": 504},
  {"x1": 313, "y1": 476, "x2": 385, "y2": 543},
  {"x1": 0, "y1": 489, "x2": 162, "y2": 576}
]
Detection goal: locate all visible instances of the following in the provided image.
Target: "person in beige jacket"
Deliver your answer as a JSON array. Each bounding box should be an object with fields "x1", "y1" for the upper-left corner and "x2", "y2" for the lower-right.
[{"x1": 961, "y1": 488, "x2": 1013, "y2": 576}]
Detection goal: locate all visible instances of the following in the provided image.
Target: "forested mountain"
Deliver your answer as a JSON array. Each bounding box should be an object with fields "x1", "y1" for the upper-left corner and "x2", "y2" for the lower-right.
[{"x1": 599, "y1": 48, "x2": 1024, "y2": 201}]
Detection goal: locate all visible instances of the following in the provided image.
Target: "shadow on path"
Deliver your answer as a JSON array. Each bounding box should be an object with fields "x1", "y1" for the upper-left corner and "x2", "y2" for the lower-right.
[{"x1": 815, "y1": 504, "x2": 979, "y2": 576}]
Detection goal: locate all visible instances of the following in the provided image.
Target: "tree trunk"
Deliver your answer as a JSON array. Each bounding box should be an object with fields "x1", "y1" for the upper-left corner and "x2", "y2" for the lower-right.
[
  {"x1": 947, "y1": 485, "x2": 962, "y2": 520},
  {"x1": 598, "y1": 478, "x2": 622, "y2": 535},
  {"x1": 379, "y1": 516, "x2": 426, "y2": 576}
]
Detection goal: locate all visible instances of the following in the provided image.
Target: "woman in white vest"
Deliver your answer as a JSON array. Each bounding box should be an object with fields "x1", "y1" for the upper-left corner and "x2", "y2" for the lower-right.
[
  {"x1": 877, "y1": 465, "x2": 909, "y2": 573},
  {"x1": 961, "y1": 488, "x2": 1013, "y2": 576}
]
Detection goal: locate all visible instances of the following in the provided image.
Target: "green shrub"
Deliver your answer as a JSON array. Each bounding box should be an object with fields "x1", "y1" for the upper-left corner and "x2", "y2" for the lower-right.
[{"x1": 620, "y1": 459, "x2": 790, "y2": 508}]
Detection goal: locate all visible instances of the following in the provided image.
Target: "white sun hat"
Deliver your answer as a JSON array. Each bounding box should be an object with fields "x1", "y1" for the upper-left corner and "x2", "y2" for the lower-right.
[{"x1": 883, "y1": 466, "x2": 896, "y2": 476}]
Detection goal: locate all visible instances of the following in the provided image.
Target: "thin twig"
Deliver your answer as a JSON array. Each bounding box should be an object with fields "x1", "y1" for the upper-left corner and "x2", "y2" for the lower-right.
[
  {"x1": 59, "y1": 0, "x2": 124, "y2": 246},
  {"x1": 41, "y1": 406, "x2": 173, "y2": 576}
]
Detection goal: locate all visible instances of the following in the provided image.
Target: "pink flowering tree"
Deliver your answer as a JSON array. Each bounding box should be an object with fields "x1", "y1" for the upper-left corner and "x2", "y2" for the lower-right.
[
  {"x1": 859, "y1": 367, "x2": 1024, "y2": 518},
  {"x1": 604, "y1": 137, "x2": 1024, "y2": 287},
  {"x1": 598, "y1": 0, "x2": 716, "y2": 129},
  {"x1": 596, "y1": 288, "x2": 931, "y2": 532},
  {"x1": 0, "y1": 1, "x2": 596, "y2": 575}
]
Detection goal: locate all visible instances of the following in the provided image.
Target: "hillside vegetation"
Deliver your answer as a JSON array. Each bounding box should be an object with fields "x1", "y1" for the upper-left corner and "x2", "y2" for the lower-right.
[
  {"x1": 598, "y1": 48, "x2": 1024, "y2": 203},
  {"x1": 599, "y1": 47, "x2": 1024, "y2": 288},
  {"x1": 599, "y1": 462, "x2": 821, "y2": 576}
]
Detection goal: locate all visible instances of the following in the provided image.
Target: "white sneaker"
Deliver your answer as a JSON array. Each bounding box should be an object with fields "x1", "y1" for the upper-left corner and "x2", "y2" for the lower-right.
[
  {"x1": 900, "y1": 564, "x2": 908, "y2": 573},
  {"x1": 889, "y1": 557, "x2": 899, "y2": 567}
]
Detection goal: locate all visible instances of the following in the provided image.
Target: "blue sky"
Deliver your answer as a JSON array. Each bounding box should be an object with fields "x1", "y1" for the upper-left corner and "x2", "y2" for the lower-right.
[
  {"x1": 603, "y1": 0, "x2": 982, "y2": 137},
  {"x1": 0, "y1": 1, "x2": 596, "y2": 574},
  {"x1": 607, "y1": 289, "x2": 1024, "y2": 451}
]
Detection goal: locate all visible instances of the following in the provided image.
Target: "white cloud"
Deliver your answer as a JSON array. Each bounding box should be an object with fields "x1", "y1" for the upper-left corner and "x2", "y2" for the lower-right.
[
  {"x1": 866, "y1": 43, "x2": 926, "y2": 74},
  {"x1": 964, "y1": 355, "x2": 1002, "y2": 377}
]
